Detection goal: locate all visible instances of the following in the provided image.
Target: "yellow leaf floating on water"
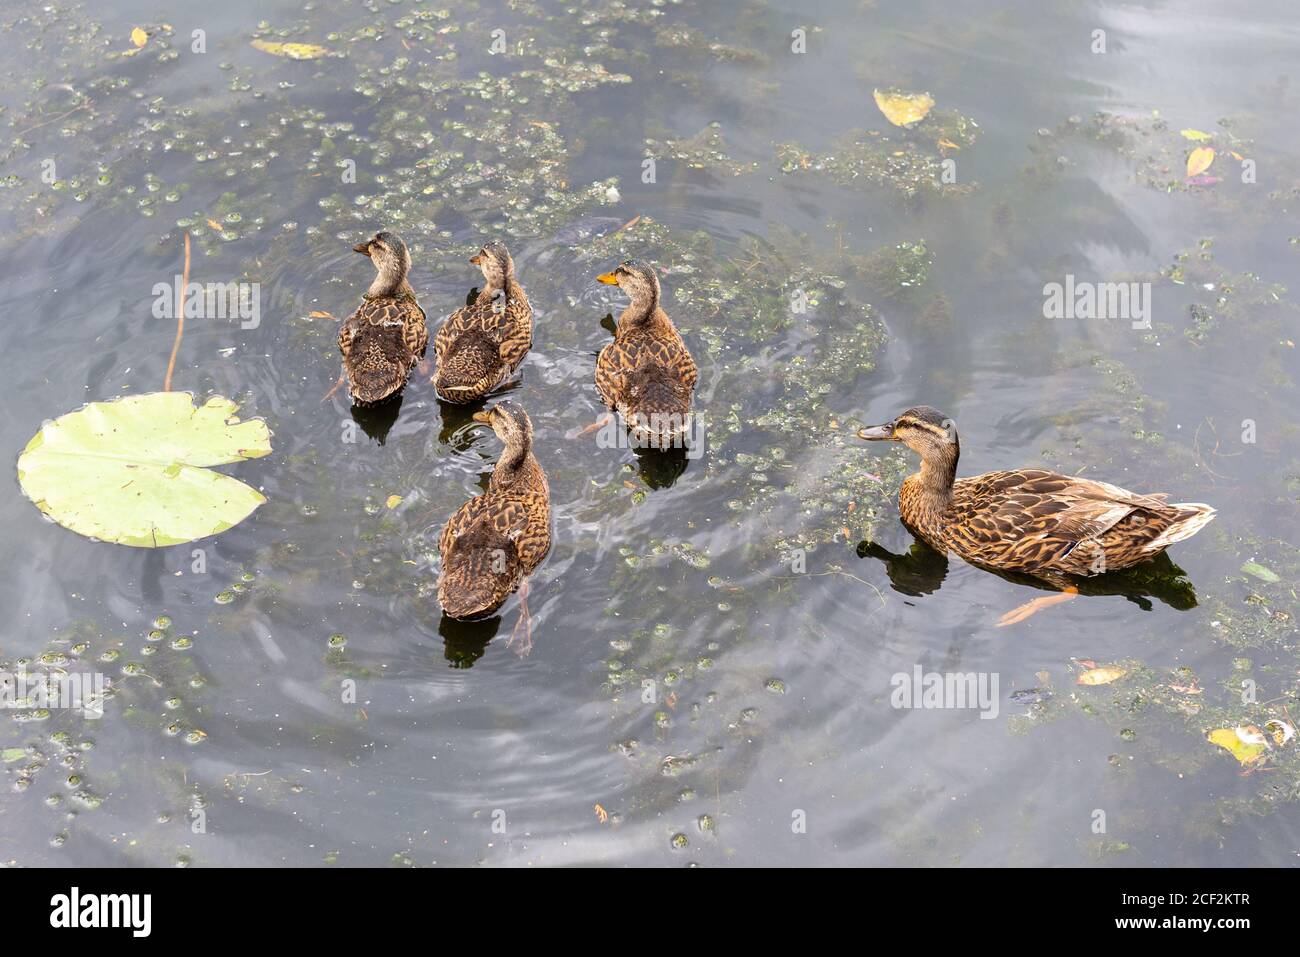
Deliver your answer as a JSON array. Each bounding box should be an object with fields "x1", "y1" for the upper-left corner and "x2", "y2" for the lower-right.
[
  {"x1": 131, "y1": 27, "x2": 148, "y2": 47},
  {"x1": 1207, "y1": 727, "x2": 1266, "y2": 765},
  {"x1": 1180, "y1": 129, "x2": 1213, "y2": 142},
  {"x1": 250, "y1": 39, "x2": 329, "y2": 60},
  {"x1": 1076, "y1": 665, "x2": 1127, "y2": 686},
  {"x1": 385, "y1": 495, "x2": 402, "y2": 509},
  {"x1": 873, "y1": 88, "x2": 935, "y2": 128},
  {"x1": 1186, "y1": 146, "x2": 1215, "y2": 178}
]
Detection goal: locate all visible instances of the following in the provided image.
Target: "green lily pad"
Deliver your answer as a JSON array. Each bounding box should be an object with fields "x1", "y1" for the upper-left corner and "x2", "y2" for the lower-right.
[
  {"x1": 16, "y1": 392, "x2": 272, "y2": 547},
  {"x1": 2, "y1": 748, "x2": 27, "y2": 763}
]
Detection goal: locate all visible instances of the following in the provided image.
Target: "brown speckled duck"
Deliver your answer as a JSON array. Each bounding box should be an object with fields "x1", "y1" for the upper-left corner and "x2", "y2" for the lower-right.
[
  {"x1": 857, "y1": 406, "x2": 1216, "y2": 624},
  {"x1": 593, "y1": 260, "x2": 697, "y2": 449},
  {"x1": 338, "y1": 232, "x2": 428, "y2": 406},
  {"x1": 433, "y1": 241, "x2": 532, "y2": 403},
  {"x1": 438, "y1": 401, "x2": 551, "y2": 654}
]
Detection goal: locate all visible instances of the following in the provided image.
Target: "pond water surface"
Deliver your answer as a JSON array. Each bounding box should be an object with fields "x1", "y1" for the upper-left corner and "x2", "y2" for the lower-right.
[{"x1": 1, "y1": 0, "x2": 1298, "y2": 866}]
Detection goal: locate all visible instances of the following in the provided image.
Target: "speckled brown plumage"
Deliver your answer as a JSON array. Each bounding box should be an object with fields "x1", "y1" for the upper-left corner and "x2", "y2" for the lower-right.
[
  {"x1": 594, "y1": 260, "x2": 697, "y2": 448},
  {"x1": 434, "y1": 240, "x2": 532, "y2": 403},
  {"x1": 438, "y1": 402, "x2": 551, "y2": 620},
  {"x1": 860, "y1": 406, "x2": 1216, "y2": 583},
  {"x1": 338, "y1": 296, "x2": 427, "y2": 405},
  {"x1": 339, "y1": 231, "x2": 427, "y2": 406}
]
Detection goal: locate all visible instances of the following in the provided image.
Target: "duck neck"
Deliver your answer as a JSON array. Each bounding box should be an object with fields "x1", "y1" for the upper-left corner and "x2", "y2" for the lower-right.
[
  {"x1": 367, "y1": 266, "x2": 414, "y2": 300},
  {"x1": 913, "y1": 439, "x2": 959, "y2": 513},
  {"x1": 619, "y1": 287, "x2": 660, "y2": 330},
  {"x1": 478, "y1": 273, "x2": 522, "y2": 307},
  {"x1": 491, "y1": 439, "x2": 532, "y2": 488}
]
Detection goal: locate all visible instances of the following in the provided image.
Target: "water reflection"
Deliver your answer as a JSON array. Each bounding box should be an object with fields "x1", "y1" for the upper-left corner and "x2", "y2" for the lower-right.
[
  {"x1": 860, "y1": 536, "x2": 1199, "y2": 612},
  {"x1": 438, "y1": 613, "x2": 500, "y2": 669},
  {"x1": 350, "y1": 394, "x2": 403, "y2": 445},
  {"x1": 632, "y1": 444, "x2": 691, "y2": 489},
  {"x1": 2, "y1": 0, "x2": 1296, "y2": 870}
]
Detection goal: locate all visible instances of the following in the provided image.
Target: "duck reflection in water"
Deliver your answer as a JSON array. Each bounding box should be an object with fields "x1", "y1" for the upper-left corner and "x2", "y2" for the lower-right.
[
  {"x1": 859, "y1": 537, "x2": 1200, "y2": 613},
  {"x1": 633, "y1": 444, "x2": 690, "y2": 489},
  {"x1": 349, "y1": 393, "x2": 403, "y2": 445},
  {"x1": 437, "y1": 614, "x2": 498, "y2": 669}
]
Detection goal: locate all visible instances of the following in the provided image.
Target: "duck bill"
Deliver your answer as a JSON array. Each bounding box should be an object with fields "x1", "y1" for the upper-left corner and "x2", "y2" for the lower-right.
[
  {"x1": 471, "y1": 411, "x2": 493, "y2": 424},
  {"x1": 469, "y1": 253, "x2": 482, "y2": 265},
  {"x1": 352, "y1": 242, "x2": 371, "y2": 256},
  {"x1": 595, "y1": 272, "x2": 619, "y2": 285},
  {"x1": 857, "y1": 424, "x2": 894, "y2": 441}
]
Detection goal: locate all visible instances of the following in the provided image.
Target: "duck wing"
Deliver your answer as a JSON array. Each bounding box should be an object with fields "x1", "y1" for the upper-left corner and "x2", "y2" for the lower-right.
[
  {"x1": 437, "y1": 511, "x2": 523, "y2": 620},
  {"x1": 950, "y1": 470, "x2": 1211, "y2": 575}
]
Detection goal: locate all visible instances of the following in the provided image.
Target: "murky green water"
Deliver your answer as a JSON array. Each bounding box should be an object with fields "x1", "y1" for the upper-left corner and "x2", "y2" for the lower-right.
[{"x1": 2, "y1": 0, "x2": 1298, "y2": 866}]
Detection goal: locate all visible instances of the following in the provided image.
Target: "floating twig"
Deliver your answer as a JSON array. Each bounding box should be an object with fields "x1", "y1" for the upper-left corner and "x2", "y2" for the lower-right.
[{"x1": 163, "y1": 232, "x2": 191, "y2": 392}]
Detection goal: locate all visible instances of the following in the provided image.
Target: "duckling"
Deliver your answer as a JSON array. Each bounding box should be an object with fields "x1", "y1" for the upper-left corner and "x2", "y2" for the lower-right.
[
  {"x1": 438, "y1": 401, "x2": 551, "y2": 653},
  {"x1": 590, "y1": 260, "x2": 697, "y2": 449},
  {"x1": 857, "y1": 406, "x2": 1216, "y2": 624},
  {"x1": 337, "y1": 232, "x2": 428, "y2": 406},
  {"x1": 433, "y1": 241, "x2": 532, "y2": 403}
]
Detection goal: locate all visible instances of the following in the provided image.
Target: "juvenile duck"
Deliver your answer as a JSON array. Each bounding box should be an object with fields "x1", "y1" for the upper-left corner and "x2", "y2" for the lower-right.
[
  {"x1": 337, "y1": 231, "x2": 428, "y2": 406},
  {"x1": 858, "y1": 406, "x2": 1216, "y2": 624},
  {"x1": 433, "y1": 240, "x2": 532, "y2": 403},
  {"x1": 591, "y1": 260, "x2": 697, "y2": 449},
  {"x1": 438, "y1": 401, "x2": 551, "y2": 653}
]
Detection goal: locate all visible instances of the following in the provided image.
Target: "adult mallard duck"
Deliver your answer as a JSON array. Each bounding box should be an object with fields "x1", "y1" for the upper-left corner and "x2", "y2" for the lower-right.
[
  {"x1": 337, "y1": 231, "x2": 428, "y2": 406},
  {"x1": 589, "y1": 260, "x2": 697, "y2": 449},
  {"x1": 857, "y1": 406, "x2": 1216, "y2": 624},
  {"x1": 438, "y1": 401, "x2": 551, "y2": 653},
  {"x1": 433, "y1": 240, "x2": 532, "y2": 403}
]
